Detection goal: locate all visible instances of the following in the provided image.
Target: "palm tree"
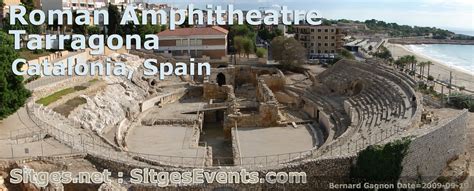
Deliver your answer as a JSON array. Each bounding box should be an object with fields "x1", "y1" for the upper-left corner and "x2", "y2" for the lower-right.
[
  {"x1": 426, "y1": 61, "x2": 433, "y2": 79},
  {"x1": 417, "y1": 61, "x2": 427, "y2": 79},
  {"x1": 417, "y1": 62, "x2": 423, "y2": 76}
]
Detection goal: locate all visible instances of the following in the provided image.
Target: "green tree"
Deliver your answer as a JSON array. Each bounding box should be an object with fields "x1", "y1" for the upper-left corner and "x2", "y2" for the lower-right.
[
  {"x1": 0, "y1": 31, "x2": 31, "y2": 119},
  {"x1": 373, "y1": 46, "x2": 392, "y2": 60},
  {"x1": 87, "y1": 26, "x2": 101, "y2": 35},
  {"x1": 242, "y1": 37, "x2": 254, "y2": 58},
  {"x1": 21, "y1": 0, "x2": 35, "y2": 12},
  {"x1": 161, "y1": 25, "x2": 168, "y2": 31},
  {"x1": 407, "y1": 55, "x2": 417, "y2": 76},
  {"x1": 271, "y1": 36, "x2": 306, "y2": 67},
  {"x1": 107, "y1": 3, "x2": 121, "y2": 35},
  {"x1": 229, "y1": 23, "x2": 256, "y2": 51},
  {"x1": 395, "y1": 55, "x2": 417, "y2": 74},
  {"x1": 72, "y1": 11, "x2": 87, "y2": 34},
  {"x1": 418, "y1": 61, "x2": 428, "y2": 78},
  {"x1": 350, "y1": 138, "x2": 411, "y2": 186},
  {"x1": 233, "y1": 36, "x2": 244, "y2": 57},
  {"x1": 426, "y1": 61, "x2": 433, "y2": 78}
]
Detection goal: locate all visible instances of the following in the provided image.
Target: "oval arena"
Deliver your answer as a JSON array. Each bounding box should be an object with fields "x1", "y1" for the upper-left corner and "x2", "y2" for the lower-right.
[{"x1": 2, "y1": 50, "x2": 469, "y2": 190}]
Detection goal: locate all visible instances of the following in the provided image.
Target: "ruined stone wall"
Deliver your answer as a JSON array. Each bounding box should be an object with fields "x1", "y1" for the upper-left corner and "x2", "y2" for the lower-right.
[
  {"x1": 225, "y1": 114, "x2": 260, "y2": 128},
  {"x1": 209, "y1": 67, "x2": 236, "y2": 86},
  {"x1": 302, "y1": 98, "x2": 319, "y2": 118},
  {"x1": 319, "y1": 111, "x2": 334, "y2": 138},
  {"x1": 256, "y1": 79, "x2": 277, "y2": 103},
  {"x1": 140, "y1": 88, "x2": 187, "y2": 112},
  {"x1": 128, "y1": 157, "x2": 354, "y2": 190},
  {"x1": 274, "y1": 90, "x2": 299, "y2": 105},
  {"x1": 258, "y1": 70, "x2": 286, "y2": 91},
  {"x1": 203, "y1": 83, "x2": 232, "y2": 101},
  {"x1": 399, "y1": 110, "x2": 468, "y2": 183},
  {"x1": 259, "y1": 103, "x2": 282, "y2": 127}
]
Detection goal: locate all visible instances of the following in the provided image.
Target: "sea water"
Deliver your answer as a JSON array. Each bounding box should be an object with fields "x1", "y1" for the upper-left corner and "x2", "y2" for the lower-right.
[{"x1": 406, "y1": 44, "x2": 474, "y2": 75}]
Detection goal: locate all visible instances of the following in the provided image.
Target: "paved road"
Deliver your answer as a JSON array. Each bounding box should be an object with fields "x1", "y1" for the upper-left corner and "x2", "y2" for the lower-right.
[{"x1": 0, "y1": 107, "x2": 37, "y2": 139}]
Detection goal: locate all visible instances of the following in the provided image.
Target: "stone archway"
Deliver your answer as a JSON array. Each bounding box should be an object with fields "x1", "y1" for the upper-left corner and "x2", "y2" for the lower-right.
[{"x1": 217, "y1": 73, "x2": 226, "y2": 86}]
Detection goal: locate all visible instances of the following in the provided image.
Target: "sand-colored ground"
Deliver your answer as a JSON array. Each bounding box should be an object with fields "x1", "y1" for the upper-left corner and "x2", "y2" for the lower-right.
[
  {"x1": 386, "y1": 43, "x2": 474, "y2": 92},
  {"x1": 462, "y1": 112, "x2": 474, "y2": 191}
]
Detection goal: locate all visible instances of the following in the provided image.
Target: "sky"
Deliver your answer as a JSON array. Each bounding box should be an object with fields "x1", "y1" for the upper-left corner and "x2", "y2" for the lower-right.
[{"x1": 149, "y1": 0, "x2": 474, "y2": 33}]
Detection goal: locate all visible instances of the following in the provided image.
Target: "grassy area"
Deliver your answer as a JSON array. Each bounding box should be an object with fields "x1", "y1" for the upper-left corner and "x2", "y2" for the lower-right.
[
  {"x1": 89, "y1": 78, "x2": 100, "y2": 83},
  {"x1": 53, "y1": 97, "x2": 87, "y2": 117},
  {"x1": 18, "y1": 49, "x2": 54, "y2": 61},
  {"x1": 36, "y1": 86, "x2": 87, "y2": 106}
]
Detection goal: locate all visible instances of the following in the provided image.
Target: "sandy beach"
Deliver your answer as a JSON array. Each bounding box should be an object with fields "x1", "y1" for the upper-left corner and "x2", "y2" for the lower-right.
[{"x1": 386, "y1": 43, "x2": 474, "y2": 93}]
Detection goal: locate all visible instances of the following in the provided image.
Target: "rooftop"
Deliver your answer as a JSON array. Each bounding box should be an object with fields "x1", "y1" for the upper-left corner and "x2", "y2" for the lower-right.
[{"x1": 158, "y1": 26, "x2": 229, "y2": 37}]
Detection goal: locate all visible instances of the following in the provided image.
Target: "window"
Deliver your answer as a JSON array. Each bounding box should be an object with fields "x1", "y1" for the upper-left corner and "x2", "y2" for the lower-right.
[
  {"x1": 331, "y1": 29, "x2": 335, "y2": 33},
  {"x1": 324, "y1": 43, "x2": 328, "y2": 46},
  {"x1": 318, "y1": 36, "x2": 321, "y2": 39},
  {"x1": 318, "y1": 50, "x2": 321, "y2": 53},
  {"x1": 331, "y1": 43, "x2": 335, "y2": 46},
  {"x1": 317, "y1": 29, "x2": 321, "y2": 32},
  {"x1": 331, "y1": 50, "x2": 335, "y2": 53},
  {"x1": 311, "y1": 43, "x2": 314, "y2": 46},
  {"x1": 176, "y1": 39, "x2": 186, "y2": 46},
  {"x1": 311, "y1": 29, "x2": 314, "y2": 32},
  {"x1": 325, "y1": 36, "x2": 328, "y2": 39},
  {"x1": 190, "y1": 39, "x2": 202, "y2": 46},
  {"x1": 325, "y1": 29, "x2": 328, "y2": 32},
  {"x1": 318, "y1": 43, "x2": 321, "y2": 46},
  {"x1": 324, "y1": 50, "x2": 328, "y2": 53},
  {"x1": 331, "y1": 36, "x2": 335, "y2": 39},
  {"x1": 311, "y1": 36, "x2": 314, "y2": 39},
  {"x1": 311, "y1": 50, "x2": 314, "y2": 53}
]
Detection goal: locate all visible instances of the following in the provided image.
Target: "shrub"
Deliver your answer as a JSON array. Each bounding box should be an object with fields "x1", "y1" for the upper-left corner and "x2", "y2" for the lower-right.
[
  {"x1": 256, "y1": 47, "x2": 267, "y2": 58},
  {"x1": 427, "y1": 75, "x2": 434, "y2": 81},
  {"x1": 24, "y1": 75, "x2": 40, "y2": 84},
  {"x1": 350, "y1": 138, "x2": 411, "y2": 185},
  {"x1": 340, "y1": 49, "x2": 355, "y2": 60},
  {"x1": 446, "y1": 93, "x2": 473, "y2": 111},
  {"x1": 33, "y1": 49, "x2": 44, "y2": 54},
  {"x1": 418, "y1": 83, "x2": 427, "y2": 90}
]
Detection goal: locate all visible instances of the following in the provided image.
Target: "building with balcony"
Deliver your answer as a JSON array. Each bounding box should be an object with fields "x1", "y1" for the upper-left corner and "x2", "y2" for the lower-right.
[
  {"x1": 157, "y1": 26, "x2": 229, "y2": 59},
  {"x1": 41, "y1": 0, "x2": 107, "y2": 12},
  {"x1": 294, "y1": 25, "x2": 345, "y2": 56}
]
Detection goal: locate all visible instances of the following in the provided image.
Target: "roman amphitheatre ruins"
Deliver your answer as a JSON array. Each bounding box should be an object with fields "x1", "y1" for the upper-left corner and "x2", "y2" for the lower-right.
[{"x1": 0, "y1": 50, "x2": 470, "y2": 190}]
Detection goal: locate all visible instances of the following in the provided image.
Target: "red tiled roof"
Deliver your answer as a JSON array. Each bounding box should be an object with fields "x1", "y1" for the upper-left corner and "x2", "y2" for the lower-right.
[{"x1": 158, "y1": 26, "x2": 229, "y2": 36}]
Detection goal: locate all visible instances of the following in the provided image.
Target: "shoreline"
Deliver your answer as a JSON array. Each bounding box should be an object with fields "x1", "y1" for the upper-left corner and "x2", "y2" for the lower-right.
[
  {"x1": 400, "y1": 44, "x2": 474, "y2": 76},
  {"x1": 388, "y1": 38, "x2": 474, "y2": 45},
  {"x1": 386, "y1": 43, "x2": 474, "y2": 92}
]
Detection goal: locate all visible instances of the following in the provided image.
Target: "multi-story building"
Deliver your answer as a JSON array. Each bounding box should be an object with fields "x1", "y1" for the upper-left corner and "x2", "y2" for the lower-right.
[
  {"x1": 294, "y1": 25, "x2": 345, "y2": 56},
  {"x1": 157, "y1": 26, "x2": 229, "y2": 59},
  {"x1": 41, "y1": 0, "x2": 107, "y2": 12}
]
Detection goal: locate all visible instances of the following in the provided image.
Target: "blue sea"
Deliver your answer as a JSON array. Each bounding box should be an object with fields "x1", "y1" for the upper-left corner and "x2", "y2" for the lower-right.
[{"x1": 405, "y1": 44, "x2": 474, "y2": 75}]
